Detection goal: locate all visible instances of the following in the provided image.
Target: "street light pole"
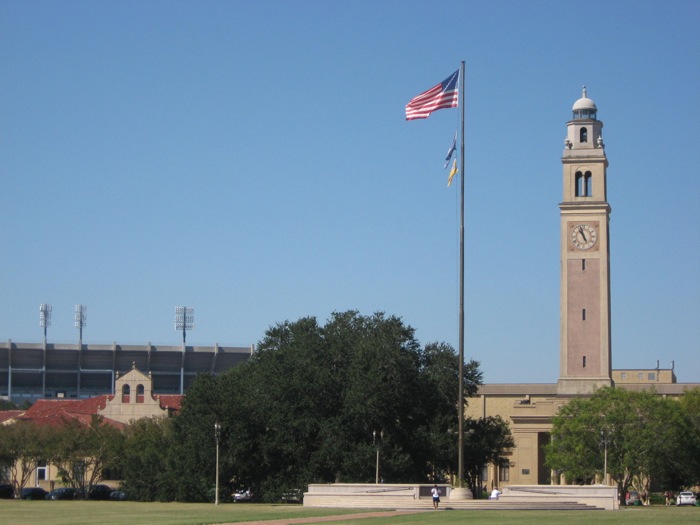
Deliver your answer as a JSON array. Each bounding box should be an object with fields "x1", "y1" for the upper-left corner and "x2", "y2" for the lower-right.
[
  {"x1": 600, "y1": 429, "x2": 608, "y2": 485},
  {"x1": 373, "y1": 430, "x2": 383, "y2": 484},
  {"x1": 214, "y1": 422, "x2": 221, "y2": 505}
]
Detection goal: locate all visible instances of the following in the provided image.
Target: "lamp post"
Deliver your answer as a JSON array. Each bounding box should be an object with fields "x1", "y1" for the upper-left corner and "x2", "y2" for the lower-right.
[
  {"x1": 214, "y1": 422, "x2": 221, "y2": 505},
  {"x1": 600, "y1": 429, "x2": 608, "y2": 485},
  {"x1": 373, "y1": 430, "x2": 383, "y2": 484}
]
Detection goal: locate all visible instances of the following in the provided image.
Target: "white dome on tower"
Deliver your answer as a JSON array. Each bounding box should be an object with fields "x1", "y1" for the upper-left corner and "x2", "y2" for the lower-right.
[
  {"x1": 572, "y1": 86, "x2": 597, "y2": 119},
  {"x1": 572, "y1": 86, "x2": 597, "y2": 111}
]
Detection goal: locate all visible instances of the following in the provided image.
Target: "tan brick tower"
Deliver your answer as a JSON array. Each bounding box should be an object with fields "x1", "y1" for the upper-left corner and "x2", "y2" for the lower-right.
[{"x1": 558, "y1": 87, "x2": 613, "y2": 395}]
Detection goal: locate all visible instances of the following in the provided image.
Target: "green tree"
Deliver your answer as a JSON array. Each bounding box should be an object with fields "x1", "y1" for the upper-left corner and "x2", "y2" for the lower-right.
[
  {"x1": 463, "y1": 416, "x2": 515, "y2": 496},
  {"x1": 172, "y1": 311, "x2": 484, "y2": 502},
  {"x1": 0, "y1": 420, "x2": 53, "y2": 497},
  {"x1": 416, "y1": 342, "x2": 483, "y2": 484},
  {"x1": 120, "y1": 417, "x2": 175, "y2": 501},
  {"x1": 545, "y1": 387, "x2": 697, "y2": 505},
  {"x1": 48, "y1": 416, "x2": 124, "y2": 496},
  {"x1": 673, "y1": 387, "x2": 700, "y2": 487}
]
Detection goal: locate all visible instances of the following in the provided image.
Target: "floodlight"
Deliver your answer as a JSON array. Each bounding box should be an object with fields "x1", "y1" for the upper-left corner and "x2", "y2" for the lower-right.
[
  {"x1": 174, "y1": 306, "x2": 194, "y2": 344},
  {"x1": 75, "y1": 304, "x2": 87, "y2": 346},
  {"x1": 39, "y1": 303, "x2": 52, "y2": 342}
]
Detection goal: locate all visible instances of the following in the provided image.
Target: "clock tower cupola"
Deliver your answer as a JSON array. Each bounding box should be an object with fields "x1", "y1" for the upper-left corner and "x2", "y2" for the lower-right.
[{"x1": 558, "y1": 87, "x2": 613, "y2": 395}]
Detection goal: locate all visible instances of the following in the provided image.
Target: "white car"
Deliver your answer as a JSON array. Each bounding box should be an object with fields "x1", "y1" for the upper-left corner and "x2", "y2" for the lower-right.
[
  {"x1": 233, "y1": 489, "x2": 253, "y2": 502},
  {"x1": 676, "y1": 491, "x2": 697, "y2": 506}
]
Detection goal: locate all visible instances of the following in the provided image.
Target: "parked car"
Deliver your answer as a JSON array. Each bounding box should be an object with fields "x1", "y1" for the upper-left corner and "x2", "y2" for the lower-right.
[
  {"x1": 20, "y1": 487, "x2": 48, "y2": 500},
  {"x1": 0, "y1": 484, "x2": 14, "y2": 499},
  {"x1": 676, "y1": 491, "x2": 697, "y2": 506},
  {"x1": 109, "y1": 490, "x2": 128, "y2": 501},
  {"x1": 233, "y1": 489, "x2": 253, "y2": 502},
  {"x1": 46, "y1": 487, "x2": 77, "y2": 500},
  {"x1": 76, "y1": 484, "x2": 113, "y2": 500}
]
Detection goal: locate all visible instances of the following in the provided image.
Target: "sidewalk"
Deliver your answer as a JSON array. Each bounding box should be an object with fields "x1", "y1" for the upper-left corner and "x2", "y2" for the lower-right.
[{"x1": 222, "y1": 510, "x2": 422, "y2": 525}]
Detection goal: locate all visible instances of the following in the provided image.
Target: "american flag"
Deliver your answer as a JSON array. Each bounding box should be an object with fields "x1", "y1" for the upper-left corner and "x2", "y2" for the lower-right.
[{"x1": 405, "y1": 70, "x2": 459, "y2": 120}]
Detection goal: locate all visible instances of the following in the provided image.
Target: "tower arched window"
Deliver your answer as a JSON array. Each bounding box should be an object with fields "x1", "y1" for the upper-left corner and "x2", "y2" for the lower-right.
[
  {"x1": 136, "y1": 384, "x2": 145, "y2": 403},
  {"x1": 121, "y1": 384, "x2": 130, "y2": 403},
  {"x1": 575, "y1": 171, "x2": 593, "y2": 197},
  {"x1": 580, "y1": 127, "x2": 588, "y2": 143},
  {"x1": 584, "y1": 171, "x2": 592, "y2": 196}
]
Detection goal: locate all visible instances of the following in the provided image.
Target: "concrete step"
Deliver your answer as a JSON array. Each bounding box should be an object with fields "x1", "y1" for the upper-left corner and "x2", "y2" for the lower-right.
[{"x1": 304, "y1": 495, "x2": 603, "y2": 511}]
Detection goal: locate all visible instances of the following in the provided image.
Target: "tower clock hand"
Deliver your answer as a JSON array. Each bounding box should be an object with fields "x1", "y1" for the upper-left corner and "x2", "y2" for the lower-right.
[{"x1": 578, "y1": 226, "x2": 587, "y2": 242}]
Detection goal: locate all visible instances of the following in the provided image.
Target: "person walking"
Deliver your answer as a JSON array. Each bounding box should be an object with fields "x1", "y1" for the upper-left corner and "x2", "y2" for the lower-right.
[{"x1": 431, "y1": 484, "x2": 441, "y2": 510}]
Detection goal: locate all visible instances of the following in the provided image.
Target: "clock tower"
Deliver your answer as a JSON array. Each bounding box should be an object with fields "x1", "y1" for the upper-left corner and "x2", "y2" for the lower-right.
[{"x1": 558, "y1": 87, "x2": 613, "y2": 394}]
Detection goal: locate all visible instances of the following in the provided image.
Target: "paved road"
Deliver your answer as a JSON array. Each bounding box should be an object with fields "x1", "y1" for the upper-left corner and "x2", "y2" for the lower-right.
[{"x1": 222, "y1": 510, "x2": 423, "y2": 525}]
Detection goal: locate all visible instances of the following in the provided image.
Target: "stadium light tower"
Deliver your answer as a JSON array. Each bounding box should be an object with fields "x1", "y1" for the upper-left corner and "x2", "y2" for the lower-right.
[
  {"x1": 39, "y1": 304, "x2": 52, "y2": 343},
  {"x1": 175, "y1": 306, "x2": 194, "y2": 345},
  {"x1": 75, "y1": 304, "x2": 87, "y2": 347}
]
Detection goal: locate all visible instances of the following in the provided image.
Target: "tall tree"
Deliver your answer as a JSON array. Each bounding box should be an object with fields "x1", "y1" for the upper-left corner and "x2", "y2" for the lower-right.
[
  {"x1": 545, "y1": 387, "x2": 698, "y2": 504},
  {"x1": 463, "y1": 416, "x2": 514, "y2": 495},
  {"x1": 120, "y1": 417, "x2": 175, "y2": 501},
  {"x1": 0, "y1": 420, "x2": 53, "y2": 497},
  {"x1": 48, "y1": 416, "x2": 124, "y2": 496},
  {"x1": 172, "y1": 311, "x2": 485, "y2": 502}
]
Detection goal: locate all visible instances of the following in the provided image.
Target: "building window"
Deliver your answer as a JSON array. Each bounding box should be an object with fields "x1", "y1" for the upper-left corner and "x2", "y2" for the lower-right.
[
  {"x1": 583, "y1": 356, "x2": 587, "y2": 368},
  {"x1": 499, "y1": 465, "x2": 510, "y2": 482},
  {"x1": 36, "y1": 461, "x2": 47, "y2": 482},
  {"x1": 521, "y1": 469, "x2": 530, "y2": 476},
  {"x1": 582, "y1": 259, "x2": 586, "y2": 271},
  {"x1": 648, "y1": 373, "x2": 656, "y2": 381},
  {"x1": 638, "y1": 373, "x2": 644, "y2": 380},
  {"x1": 580, "y1": 127, "x2": 588, "y2": 143},
  {"x1": 621, "y1": 373, "x2": 627, "y2": 380},
  {"x1": 481, "y1": 466, "x2": 488, "y2": 482},
  {"x1": 136, "y1": 384, "x2": 145, "y2": 403},
  {"x1": 122, "y1": 384, "x2": 130, "y2": 403},
  {"x1": 582, "y1": 308, "x2": 586, "y2": 321}
]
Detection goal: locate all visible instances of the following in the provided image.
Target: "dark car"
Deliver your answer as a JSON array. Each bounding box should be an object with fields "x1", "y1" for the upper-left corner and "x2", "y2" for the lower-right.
[
  {"x1": 46, "y1": 487, "x2": 77, "y2": 500},
  {"x1": 76, "y1": 484, "x2": 113, "y2": 500},
  {"x1": 0, "y1": 484, "x2": 14, "y2": 499},
  {"x1": 21, "y1": 487, "x2": 48, "y2": 500},
  {"x1": 109, "y1": 490, "x2": 128, "y2": 501}
]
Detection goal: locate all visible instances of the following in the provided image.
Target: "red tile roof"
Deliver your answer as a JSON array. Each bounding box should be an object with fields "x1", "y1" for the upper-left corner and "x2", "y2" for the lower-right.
[
  {"x1": 156, "y1": 395, "x2": 183, "y2": 412},
  {"x1": 17, "y1": 396, "x2": 126, "y2": 428},
  {"x1": 13, "y1": 392, "x2": 183, "y2": 429},
  {"x1": 0, "y1": 410, "x2": 24, "y2": 424}
]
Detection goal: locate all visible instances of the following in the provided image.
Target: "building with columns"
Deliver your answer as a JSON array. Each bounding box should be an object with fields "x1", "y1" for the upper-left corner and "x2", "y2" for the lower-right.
[{"x1": 466, "y1": 88, "x2": 699, "y2": 489}]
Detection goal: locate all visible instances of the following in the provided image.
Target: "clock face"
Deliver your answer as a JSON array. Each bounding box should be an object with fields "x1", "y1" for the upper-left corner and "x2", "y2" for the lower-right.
[{"x1": 571, "y1": 224, "x2": 598, "y2": 250}]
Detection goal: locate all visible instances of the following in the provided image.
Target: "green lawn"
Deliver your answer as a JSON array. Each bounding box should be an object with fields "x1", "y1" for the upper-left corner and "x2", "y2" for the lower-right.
[{"x1": 0, "y1": 501, "x2": 698, "y2": 525}]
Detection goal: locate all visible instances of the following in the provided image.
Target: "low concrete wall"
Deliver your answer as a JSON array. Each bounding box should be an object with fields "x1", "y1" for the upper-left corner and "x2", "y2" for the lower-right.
[
  {"x1": 502, "y1": 484, "x2": 619, "y2": 510},
  {"x1": 304, "y1": 483, "x2": 450, "y2": 506}
]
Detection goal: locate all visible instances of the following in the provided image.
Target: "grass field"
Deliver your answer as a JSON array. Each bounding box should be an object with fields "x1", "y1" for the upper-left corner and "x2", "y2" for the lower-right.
[{"x1": 1, "y1": 500, "x2": 698, "y2": 525}]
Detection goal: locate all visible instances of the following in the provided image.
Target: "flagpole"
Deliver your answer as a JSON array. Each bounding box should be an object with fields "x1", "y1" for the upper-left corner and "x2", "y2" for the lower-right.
[{"x1": 457, "y1": 59, "x2": 467, "y2": 493}]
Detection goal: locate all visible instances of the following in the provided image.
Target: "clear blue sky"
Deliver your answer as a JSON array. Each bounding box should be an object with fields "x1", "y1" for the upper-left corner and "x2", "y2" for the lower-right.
[{"x1": 2, "y1": 1, "x2": 698, "y2": 384}]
